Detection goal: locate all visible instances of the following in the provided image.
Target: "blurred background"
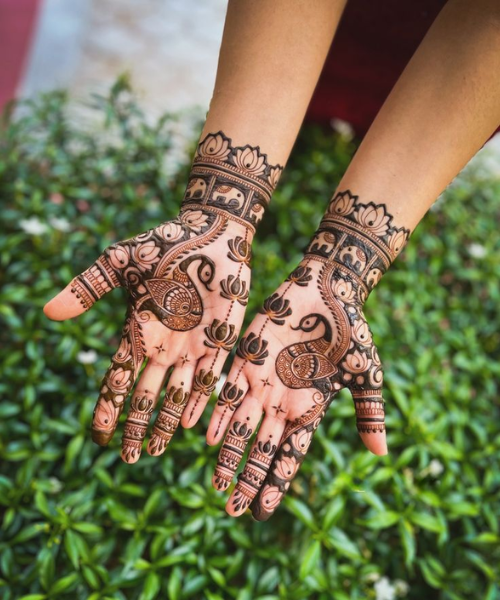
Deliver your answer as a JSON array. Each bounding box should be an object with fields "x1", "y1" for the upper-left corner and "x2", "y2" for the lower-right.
[{"x1": 1, "y1": 1, "x2": 499, "y2": 600}]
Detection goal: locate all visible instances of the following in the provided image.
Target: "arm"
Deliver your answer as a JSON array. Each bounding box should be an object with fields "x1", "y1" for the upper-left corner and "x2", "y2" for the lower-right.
[
  {"x1": 43, "y1": 0, "x2": 347, "y2": 462},
  {"x1": 208, "y1": 0, "x2": 500, "y2": 519}
]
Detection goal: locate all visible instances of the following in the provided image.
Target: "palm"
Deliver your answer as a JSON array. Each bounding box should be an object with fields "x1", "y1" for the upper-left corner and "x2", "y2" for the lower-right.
[
  {"x1": 45, "y1": 208, "x2": 252, "y2": 463},
  {"x1": 207, "y1": 258, "x2": 386, "y2": 519}
]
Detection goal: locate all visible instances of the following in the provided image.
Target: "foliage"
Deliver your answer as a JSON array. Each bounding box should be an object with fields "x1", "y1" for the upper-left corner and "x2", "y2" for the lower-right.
[{"x1": 0, "y1": 79, "x2": 499, "y2": 600}]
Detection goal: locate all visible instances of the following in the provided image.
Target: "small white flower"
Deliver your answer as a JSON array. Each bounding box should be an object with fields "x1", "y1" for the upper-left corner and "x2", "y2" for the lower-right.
[
  {"x1": 77, "y1": 350, "x2": 98, "y2": 365},
  {"x1": 375, "y1": 577, "x2": 396, "y2": 600},
  {"x1": 394, "y1": 580, "x2": 410, "y2": 597},
  {"x1": 49, "y1": 217, "x2": 71, "y2": 232},
  {"x1": 20, "y1": 217, "x2": 48, "y2": 235},
  {"x1": 467, "y1": 243, "x2": 487, "y2": 259},
  {"x1": 428, "y1": 459, "x2": 444, "y2": 477}
]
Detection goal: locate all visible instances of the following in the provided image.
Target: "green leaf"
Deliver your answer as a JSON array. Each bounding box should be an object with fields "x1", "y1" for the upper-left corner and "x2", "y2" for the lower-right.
[
  {"x1": 399, "y1": 520, "x2": 416, "y2": 567},
  {"x1": 167, "y1": 566, "x2": 182, "y2": 600},
  {"x1": 140, "y1": 572, "x2": 161, "y2": 600},
  {"x1": 364, "y1": 510, "x2": 400, "y2": 530},
  {"x1": 299, "y1": 540, "x2": 321, "y2": 579},
  {"x1": 410, "y1": 512, "x2": 443, "y2": 533},
  {"x1": 328, "y1": 528, "x2": 361, "y2": 560},
  {"x1": 64, "y1": 530, "x2": 81, "y2": 570},
  {"x1": 284, "y1": 498, "x2": 316, "y2": 530},
  {"x1": 49, "y1": 573, "x2": 79, "y2": 595}
]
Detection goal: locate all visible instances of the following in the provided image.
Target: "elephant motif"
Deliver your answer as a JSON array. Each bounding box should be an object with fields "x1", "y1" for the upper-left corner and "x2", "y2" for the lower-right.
[
  {"x1": 366, "y1": 268, "x2": 383, "y2": 288},
  {"x1": 211, "y1": 184, "x2": 246, "y2": 210},
  {"x1": 308, "y1": 231, "x2": 336, "y2": 255},
  {"x1": 184, "y1": 177, "x2": 207, "y2": 201},
  {"x1": 338, "y1": 245, "x2": 367, "y2": 273}
]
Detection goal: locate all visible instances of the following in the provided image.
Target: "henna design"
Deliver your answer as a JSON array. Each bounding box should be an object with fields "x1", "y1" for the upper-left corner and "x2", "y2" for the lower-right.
[
  {"x1": 92, "y1": 310, "x2": 146, "y2": 445},
  {"x1": 187, "y1": 233, "x2": 251, "y2": 422},
  {"x1": 141, "y1": 254, "x2": 215, "y2": 331},
  {"x1": 307, "y1": 190, "x2": 410, "y2": 293},
  {"x1": 192, "y1": 369, "x2": 219, "y2": 396},
  {"x1": 213, "y1": 420, "x2": 253, "y2": 491},
  {"x1": 273, "y1": 190, "x2": 410, "y2": 401},
  {"x1": 217, "y1": 381, "x2": 245, "y2": 411},
  {"x1": 236, "y1": 333, "x2": 269, "y2": 365},
  {"x1": 259, "y1": 293, "x2": 292, "y2": 325},
  {"x1": 220, "y1": 274, "x2": 249, "y2": 306},
  {"x1": 183, "y1": 131, "x2": 284, "y2": 230},
  {"x1": 204, "y1": 319, "x2": 238, "y2": 351},
  {"x1": 231, "y1": 438, "x2": 278, "y2": 512},
  {"x1": 286, "y1": 264, "x2": 313, "y2": 287},
  {"x1": 242, "y1": 191, "x2": 411, "y2": 520},
  {"x1": 251, "y1": 398, "x2": 334, "y2": 522},
  {"x1": 121, "y1": 390, "x2": 156, "y2": 462},
  {"x1": 227, "y1": 236, "x2": 252, "y2": 265},
  {"x1": 148, "y1": 385, "x2": 190, "y2": 456},
  {"x1": 81, "y1": 132, "x2": 283, "y2": 458},
  {"x1": 71, "y1": 255, "x2": 120, "y2": 310}
]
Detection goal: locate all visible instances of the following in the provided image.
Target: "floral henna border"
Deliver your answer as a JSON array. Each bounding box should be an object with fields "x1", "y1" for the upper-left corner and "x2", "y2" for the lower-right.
[
  {"x1": 180, "y1": 131, "x2": 284, "y2": 231},
  {"x1": 305, "y1": 190, "x2": 410, "y2": 298}
]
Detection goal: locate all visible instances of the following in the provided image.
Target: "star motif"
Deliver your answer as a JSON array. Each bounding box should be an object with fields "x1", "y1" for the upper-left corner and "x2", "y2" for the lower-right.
[
  {"x1": 261, "y1": 378, "x2": 273, "y2": 388},
  {"x1": 181, "y1": 353, "x2": 190, "y2": 366},
  {"x1": 154, "y1": 344, "x2": 165, "y2": 353},
  {"x1": 271, "y1": 403, "x2": 286, "y2": 416}
]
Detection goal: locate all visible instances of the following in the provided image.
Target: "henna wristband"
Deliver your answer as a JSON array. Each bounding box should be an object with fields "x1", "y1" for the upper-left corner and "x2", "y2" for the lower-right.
[
  {"x1": 304, "y1": 190, "x2": 411, "y2": 301},
  {"x1": 180, "y1": 131, "x2": 283, "y2": 234}
]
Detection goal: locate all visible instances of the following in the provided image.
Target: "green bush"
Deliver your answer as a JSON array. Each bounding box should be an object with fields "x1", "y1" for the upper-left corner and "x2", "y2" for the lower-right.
[{"x1": 0, "y1": 79, "x2": 499, "y2": 600}]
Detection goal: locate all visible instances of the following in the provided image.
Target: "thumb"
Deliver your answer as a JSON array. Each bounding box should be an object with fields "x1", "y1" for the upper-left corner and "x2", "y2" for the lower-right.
[
  {"x1": 44, "y1": 254, "x2": 120, "y2": 321},
  {"x1": 351, "y1": 385, "x2": 388, "y2": 456}
]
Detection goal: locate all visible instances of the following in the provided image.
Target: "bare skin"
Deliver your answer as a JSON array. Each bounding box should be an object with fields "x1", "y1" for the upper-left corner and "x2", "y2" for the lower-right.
[
  {"x1": 43, "y1": 0, "x2": 500, "y2": 519},
  {"x1": 206, "y1": 0, "x2": 500, "y2": 520},
  {"x1": 43, "y1": 0, "x2": 347, "y2": 461}
]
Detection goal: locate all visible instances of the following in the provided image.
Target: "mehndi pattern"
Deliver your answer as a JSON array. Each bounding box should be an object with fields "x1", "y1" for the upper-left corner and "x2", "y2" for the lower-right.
[{"x1": 69, "y1": 131, "x2": 282, "y2": 458}]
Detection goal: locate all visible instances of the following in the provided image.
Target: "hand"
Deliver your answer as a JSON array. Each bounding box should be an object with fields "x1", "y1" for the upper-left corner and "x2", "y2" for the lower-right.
[
  {"x1": 207, "y1": 190, "x2": 410, "y2": 519},
  {"x1": 44, "y1": 131, "x2": 282, "y2": 463}
]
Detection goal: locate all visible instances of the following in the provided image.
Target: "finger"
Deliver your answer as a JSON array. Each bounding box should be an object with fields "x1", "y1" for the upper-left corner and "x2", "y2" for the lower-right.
[
  {"x1": 91, "y1": 312, "x2": 144, "y2": 446},
  {"x1": 206, "y1": 373, "x2": 250, "y2": 446},
  {"x1": 120, "y1": 361, "x2": 169, "y2": 464},
  {"x1": 181, "y1": 351, "x2": 227, "y2": 429},
  {"x1": 212, "y1": 399, "x2": 262, "y2": 492},
  {"x1": 44, "y1": 254, "x2": 119, "y2": 320},
  {"x1": 250, "y1": 401, "x2": 330, "y2": 522},
  {"x1": 226, "y1": 413, "x2": 285, "y2": 517},
  {"x1": 352, "y1": 389, "x2": 387, "y2": 456},
  {"x1": 146, "y1": 361, "x2": 196, "y2": 457}
]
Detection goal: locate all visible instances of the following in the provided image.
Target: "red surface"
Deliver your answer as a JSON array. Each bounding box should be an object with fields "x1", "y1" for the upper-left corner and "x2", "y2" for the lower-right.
[
  {"x1": 306, "y1": 0, "x2": 447, "y2": 135},
  {"x1": 0, "y1": 0, "x2": 40, "y2": 110}
]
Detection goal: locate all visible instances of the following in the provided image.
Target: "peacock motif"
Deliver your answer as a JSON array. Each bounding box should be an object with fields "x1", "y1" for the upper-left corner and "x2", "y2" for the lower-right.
[
  {"x1": 275, "y1": 262, "x2": 351, "y2": 390},
  {"x1": 276, "y1": 314, "x2": 338, "y2": 389},
  {"x1": 138, "y1": 254, "x2": 216, "y2": 331}
]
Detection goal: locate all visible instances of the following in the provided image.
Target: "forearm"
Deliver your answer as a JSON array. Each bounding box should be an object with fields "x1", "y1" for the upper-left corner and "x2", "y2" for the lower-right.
[
  {"x1": 200, "y1": 0, "x2": 346, "y2": 166},
  {"x1": 338, "y1": 0, "x2": 500, "y2": 231}
]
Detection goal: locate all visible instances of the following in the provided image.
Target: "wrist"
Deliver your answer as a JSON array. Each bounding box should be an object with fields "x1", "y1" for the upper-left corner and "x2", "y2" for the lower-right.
[
  {"x1": 304, "y1": 190, "x2": 410, "y2": 301},
  {"x1": 180, "y1": 131, "x2": 283, "y2": 235}
]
